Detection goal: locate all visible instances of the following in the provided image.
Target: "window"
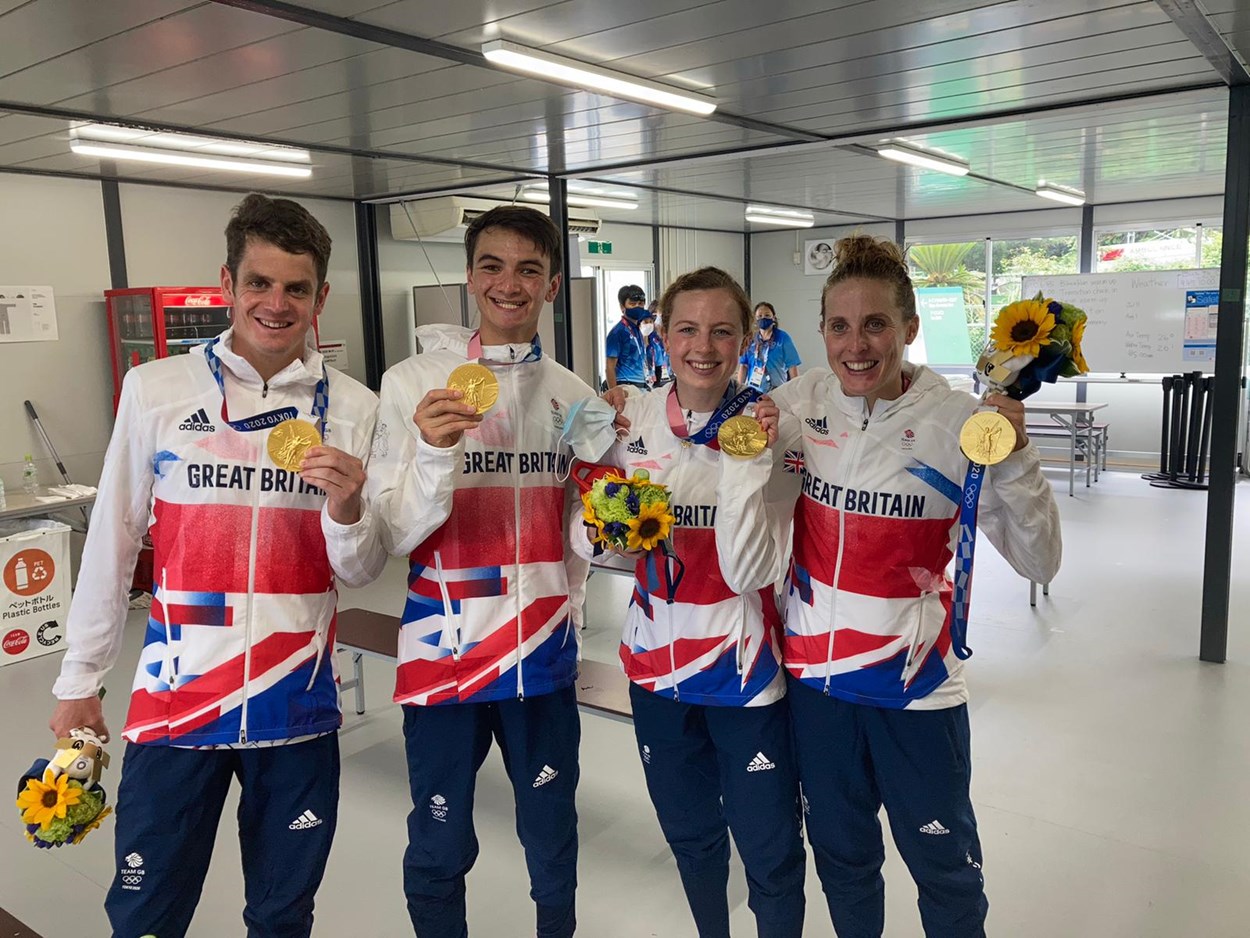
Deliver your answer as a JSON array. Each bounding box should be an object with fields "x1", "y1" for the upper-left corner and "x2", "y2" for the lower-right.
[
  {"x1": 1094, "y1": 225, "x2": 1220, "y2": 272},
  {"x1": 907, "y1": 236, "x2": 1079, "y2": 361}
]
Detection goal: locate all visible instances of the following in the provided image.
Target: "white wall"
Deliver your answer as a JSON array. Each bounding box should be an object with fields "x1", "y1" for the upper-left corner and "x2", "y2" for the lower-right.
[
  {"x1": 0, "y1": 174, "x2": 113, "y2": 490},
  {"x1": 659, "y1": 227, "x2": 745, "y2": 291},
  {"x1": 750, "y1": 222, "x2": 895, "y2": 374},
  {"x1": 120, "y1": 185, "x2": 366, "y2": 386}
]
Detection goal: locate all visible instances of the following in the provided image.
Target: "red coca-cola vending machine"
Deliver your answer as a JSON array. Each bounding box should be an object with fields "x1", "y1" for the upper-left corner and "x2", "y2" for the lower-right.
[{"x1": 104, "y1": 287, "x2": 231, "y2": 413}]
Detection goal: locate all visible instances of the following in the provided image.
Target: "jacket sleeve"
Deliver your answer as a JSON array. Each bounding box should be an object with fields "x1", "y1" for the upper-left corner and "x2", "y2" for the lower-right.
[
  {"x1": 562, "y1": 478, "x2": 591, "y2": 637},
  {"x1": 362, "y1": 366, "x2": 462, "y2": 558},
  {"x1": 52, "y1": 370, "x2": 154, "y2": 700},
  {"x1": 977, "y1": 440, "x2": 1063, "y2": 584},
  {"x1": 714, "y1": 410, "x2": 803, "y2": 595},
  {"x1": 321, "y1": 388, "x2": 387, "y2": 588}
]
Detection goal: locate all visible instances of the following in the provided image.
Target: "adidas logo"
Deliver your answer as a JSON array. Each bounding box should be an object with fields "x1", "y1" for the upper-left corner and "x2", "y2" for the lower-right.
[
  {"x1": 626, "y1": 436, "x2": 647, "y2": 455},
  {"x1": 747, "y1": 751, "x2": 776, "y2": 772},
  {"x1": 178, "y1": 407, "x2": 215, "y2": 432},
  {"x1": 532, "y1": 764, "x2": 559, "y2": 788},
  {"x1": 288, "y1": 810, "x2": 324, "y2": 830},
  {"x1": 919, "y1": 819, "x2": 950, "y2": 836},
  {"x1": 805, "y1": 416, "x2": 828, "y2": 435}
]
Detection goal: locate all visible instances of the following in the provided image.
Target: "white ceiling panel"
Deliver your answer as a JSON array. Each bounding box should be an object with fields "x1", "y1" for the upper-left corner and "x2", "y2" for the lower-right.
[{"x1": 0, "y1": 0, "x2": 1238, "y2": 225}]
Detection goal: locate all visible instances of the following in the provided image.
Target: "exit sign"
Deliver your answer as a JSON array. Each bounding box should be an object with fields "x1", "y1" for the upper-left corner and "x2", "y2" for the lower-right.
[{"x1": 587, "y1": 240, "x2": 613, "y2": 255}]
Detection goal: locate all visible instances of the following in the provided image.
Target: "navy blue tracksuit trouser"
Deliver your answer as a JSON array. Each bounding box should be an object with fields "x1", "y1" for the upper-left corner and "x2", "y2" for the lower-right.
[
  {"x1": 402, "y1": 685, "x2": 580, "y2": 938},
  {"x1": 629, "y1": 683, "x2": 807, "y2": 938},
  {"x1": 105, "y1": 734, "x2": 340, "y2": 938},
  {"x1": 788, "y1": 676, "x2": 987, "y2": 938}
]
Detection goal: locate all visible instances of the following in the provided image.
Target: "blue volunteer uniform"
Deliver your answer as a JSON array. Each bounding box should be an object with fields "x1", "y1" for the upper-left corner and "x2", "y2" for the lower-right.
[
  {"x1": 606, "y1": 316, "x2": 651, "y2": 387},
  {"x1": 739, "y1": 328, "x2": 801, "y2": 393}
]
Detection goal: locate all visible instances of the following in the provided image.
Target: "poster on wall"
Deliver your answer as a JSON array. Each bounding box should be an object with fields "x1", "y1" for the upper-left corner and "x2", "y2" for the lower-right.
[
  {"x1": 0, "y1": 286, "x2": 58, "y2": 343},
  {"x1": 912, "y1": 287, "x2": 975, "y2": 365},
  {"x1": 803, "y1": 240, "x2": 836, "y2": 277},
  {"x1": 1183, "y1": 290, "x2": 1217, "y2": 363},
  {"x1": 318, "y1": 339, "x2": 350, "y2": 371}
]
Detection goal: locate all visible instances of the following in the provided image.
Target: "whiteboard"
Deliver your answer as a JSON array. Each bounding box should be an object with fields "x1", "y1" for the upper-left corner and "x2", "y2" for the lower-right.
[{"x1": 1020, "y1": 269, "x2": 1218, "y2": 375}]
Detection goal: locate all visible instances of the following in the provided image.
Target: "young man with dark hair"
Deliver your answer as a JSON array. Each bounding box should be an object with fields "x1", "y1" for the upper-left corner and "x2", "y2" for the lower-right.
[
  {"x1": 604, "y1": 283, "x2": 654, "y2": 390},
  {"x1": 49, "y1": 193, "x2": 380, "y2": 938},
  {"x1": 328, "y1": 204, "x2": 594, "y2": 937}
]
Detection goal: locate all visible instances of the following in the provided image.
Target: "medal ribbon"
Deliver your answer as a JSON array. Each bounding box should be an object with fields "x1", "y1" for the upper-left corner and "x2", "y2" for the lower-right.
[
  {"x1": 665, "y1": 383, "x2": 759, "y2": 449},
  {"x1": 949, "y1": 458, "x2": 985, "y2": 661},
  {"x1": 467, "y1": 330, "x2": 542, "y2": 365},
  {"x1": 644, "y1": 539, "x2": 686, "y2": 614},
  {"x1": 203, "y1": 338, "x2": 329, "y2": 435}
]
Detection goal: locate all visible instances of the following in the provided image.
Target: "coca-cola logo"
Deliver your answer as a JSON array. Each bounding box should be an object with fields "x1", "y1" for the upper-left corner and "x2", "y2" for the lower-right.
[{"x1": 2, "y1": 629, "x2": 30, "y2": 655}]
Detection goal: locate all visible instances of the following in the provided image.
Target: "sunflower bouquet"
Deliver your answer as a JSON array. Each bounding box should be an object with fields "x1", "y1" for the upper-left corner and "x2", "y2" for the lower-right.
[
  {"x1": 980, "y1": 291, "x2": 1090, "y2": 397},
  {"x1": 580, "y1": 468, "x2": 675, "y2": 553},
  {"x1": 16, "y1": 728, "x2": 112, "y2": 848}
]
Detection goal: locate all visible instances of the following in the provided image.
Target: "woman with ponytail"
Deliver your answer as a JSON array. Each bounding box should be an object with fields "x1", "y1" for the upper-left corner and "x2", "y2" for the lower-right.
[{"x1": 715, "y1": 235, "x2": 1061, "y2": 938}]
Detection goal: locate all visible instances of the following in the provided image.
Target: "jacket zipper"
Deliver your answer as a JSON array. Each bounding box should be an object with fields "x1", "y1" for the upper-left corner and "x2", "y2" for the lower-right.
[
  {"x1": 511, "y1": 366, "x2": 525, "y2": 700},
  {"x1": 823, "y1": 405, "x2": 869, "y2": 694},
  {"x1": 239, "y1": 403, "x2": 265, "y2": 743},
  {"x1": 667, "y1": 437, "x2": 687, "y2": 699},
  {"x1": 161, "y1": 567, "x2": 176, "y2": 687},
  {"x1": 434, "y1": 550, "x2": 461, "y2": 659}
]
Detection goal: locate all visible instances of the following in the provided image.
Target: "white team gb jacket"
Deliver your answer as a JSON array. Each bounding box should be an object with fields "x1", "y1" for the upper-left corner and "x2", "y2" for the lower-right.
[{"x1": 55, "y1": 330, "x2": 379, "y2": 746}]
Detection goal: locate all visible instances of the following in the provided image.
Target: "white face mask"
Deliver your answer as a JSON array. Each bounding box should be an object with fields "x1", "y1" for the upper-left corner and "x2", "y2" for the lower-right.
[
  {"x1": 559, "y1": 396, "x2": 622, "y2": 462},
  {"x1": 639, "y1": 322, "x2": 655, "y2": 338}
]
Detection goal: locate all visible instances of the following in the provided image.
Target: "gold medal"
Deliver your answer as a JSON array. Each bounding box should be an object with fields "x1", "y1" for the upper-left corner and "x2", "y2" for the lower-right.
[
  {"x1": 447, "y1": 363, "x2": 499, "y2": 414},
  {"x1": 267, "y1": 418, "x2": 322, "y2": 472},
  {"x1": 959, "y1": 410, "x2": 1016, "y2": 465},
  {"x1": 718, "y1": 415, "x2": 768, "y2": 459}
]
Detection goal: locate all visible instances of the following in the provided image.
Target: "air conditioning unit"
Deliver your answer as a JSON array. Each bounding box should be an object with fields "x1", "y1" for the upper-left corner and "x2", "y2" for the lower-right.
[{"x1": 389, "y1": 196, "x2": 601, "y2": 242}]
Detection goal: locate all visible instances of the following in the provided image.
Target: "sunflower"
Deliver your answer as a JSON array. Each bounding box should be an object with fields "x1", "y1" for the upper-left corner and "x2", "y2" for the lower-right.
[
  {"x1": 1070, "y1": 317, "x2": 1088, "y2": 373},
  {"x1": 581, "y1": 492, "x2": 607, "y2": 543},
  {"x1": 17, "y1": 772, "x2": 83, "y2": 830},
  {"x1": 626, "y1": 501, "x2": 675, "y2": 551},
  {"x1": 990, "y1": 299, "x2": 1054, "y2": 358},
  {"x1": 71, "y1": 804, "x2": 113, "y2": 844}
]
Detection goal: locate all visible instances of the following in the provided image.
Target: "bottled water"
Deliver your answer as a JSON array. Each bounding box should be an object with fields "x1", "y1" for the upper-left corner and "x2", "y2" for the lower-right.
[{"x1": 21, "y1": 454, "x2": 37, "y2": 495}]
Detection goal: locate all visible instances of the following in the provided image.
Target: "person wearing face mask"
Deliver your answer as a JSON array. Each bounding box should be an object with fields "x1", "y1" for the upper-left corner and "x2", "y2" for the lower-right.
[
  {"x1": 736, "y1": 302, "x2": 801, "y2": 393},
  {"x1": 716, "y1": 236, "x2": 1061, "y2": 938},
  {"x1": 605, "y1": 284, "x2": 654, "y2": 390},
  {"x1": 645, "y1": 299, "x2": 670, "y2": 385},
  {"x1": 576, "y1": 267, "x2": 807, "y2": 938}
]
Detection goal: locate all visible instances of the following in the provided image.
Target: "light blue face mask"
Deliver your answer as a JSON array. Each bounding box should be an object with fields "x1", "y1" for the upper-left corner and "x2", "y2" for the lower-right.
[{"x1": 560, "y1": 396, "x2": 621, "y2": 462}]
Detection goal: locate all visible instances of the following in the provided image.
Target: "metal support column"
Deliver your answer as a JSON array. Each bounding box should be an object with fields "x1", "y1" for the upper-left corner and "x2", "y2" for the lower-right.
[
  {"x1": 743, "y1": 231, "x2": 752, "y2": 296},
  {"x1": 1076, "y1": 203, "x2": 1095, "y2": 404},
  {"x1": 354, "y1": 202, "x2": 386, "y2": 391},
  {"x1": 1199, "y1": 84, "x2": 1250, "y2": 663},
  {"x1": 548, "y1": 176, "x2": 575, "y2": 369},
  {"x1": 101, "y1": 179, "x2": 128, "y2": 289}
]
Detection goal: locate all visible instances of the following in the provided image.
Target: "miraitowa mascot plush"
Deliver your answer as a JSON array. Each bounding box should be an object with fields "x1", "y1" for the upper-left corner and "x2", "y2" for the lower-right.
[{"x1": 15, "y1": 727, "x2": 112, "y2": 848}]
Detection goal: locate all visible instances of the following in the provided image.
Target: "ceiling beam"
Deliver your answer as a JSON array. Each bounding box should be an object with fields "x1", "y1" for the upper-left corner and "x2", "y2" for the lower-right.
[
  {"x1": 1156, "y1": 0, "x2": 1250, "y2": 86},
  {"x1": 205, "y1": 0, "x2": 823, "y2": 144}
]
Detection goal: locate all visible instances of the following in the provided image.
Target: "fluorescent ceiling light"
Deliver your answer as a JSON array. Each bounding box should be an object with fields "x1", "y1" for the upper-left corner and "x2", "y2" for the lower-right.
[
  {"x1": 875, "y1": 141, "x2": 970, "y2": 177},
  {"x1": 69, "y1": 140, "x2": 313, "y2": 178},
  {"x1": 482, "y1": 39, "x2": 717, "y2": 116},
  {"x1": 73, "y1": 123, "x2": 311, "y2": 163},
  {"x1": 1035, "y1": 182, "x2": 1086, "y2": 206},
  {"x1": 745, "y1": 205, "x2": 814, "y2": 228},
  {"x1": 520, "y1": 186, "x2": 638, "y2": 209}
]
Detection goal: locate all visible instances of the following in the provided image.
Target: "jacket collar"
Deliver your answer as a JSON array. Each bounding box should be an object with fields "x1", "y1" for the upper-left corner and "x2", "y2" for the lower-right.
[{"x1": 194, "y1": 326, "x2": 325, "y2": 390}]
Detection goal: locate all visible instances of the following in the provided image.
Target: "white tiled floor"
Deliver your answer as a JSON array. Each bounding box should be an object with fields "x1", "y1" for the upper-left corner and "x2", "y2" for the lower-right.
[{"x1": 4, "y1": 467, "x2": 1250, "y2": 936}]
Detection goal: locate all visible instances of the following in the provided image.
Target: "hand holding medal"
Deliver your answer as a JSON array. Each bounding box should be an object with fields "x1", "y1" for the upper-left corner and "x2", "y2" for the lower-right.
[
  {"x1": 962, "y1": 292, "x2": 1091, "y2": 465},
  {"x1": 948, "y1": 293, "x2": 1088, "y2": 662}
]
